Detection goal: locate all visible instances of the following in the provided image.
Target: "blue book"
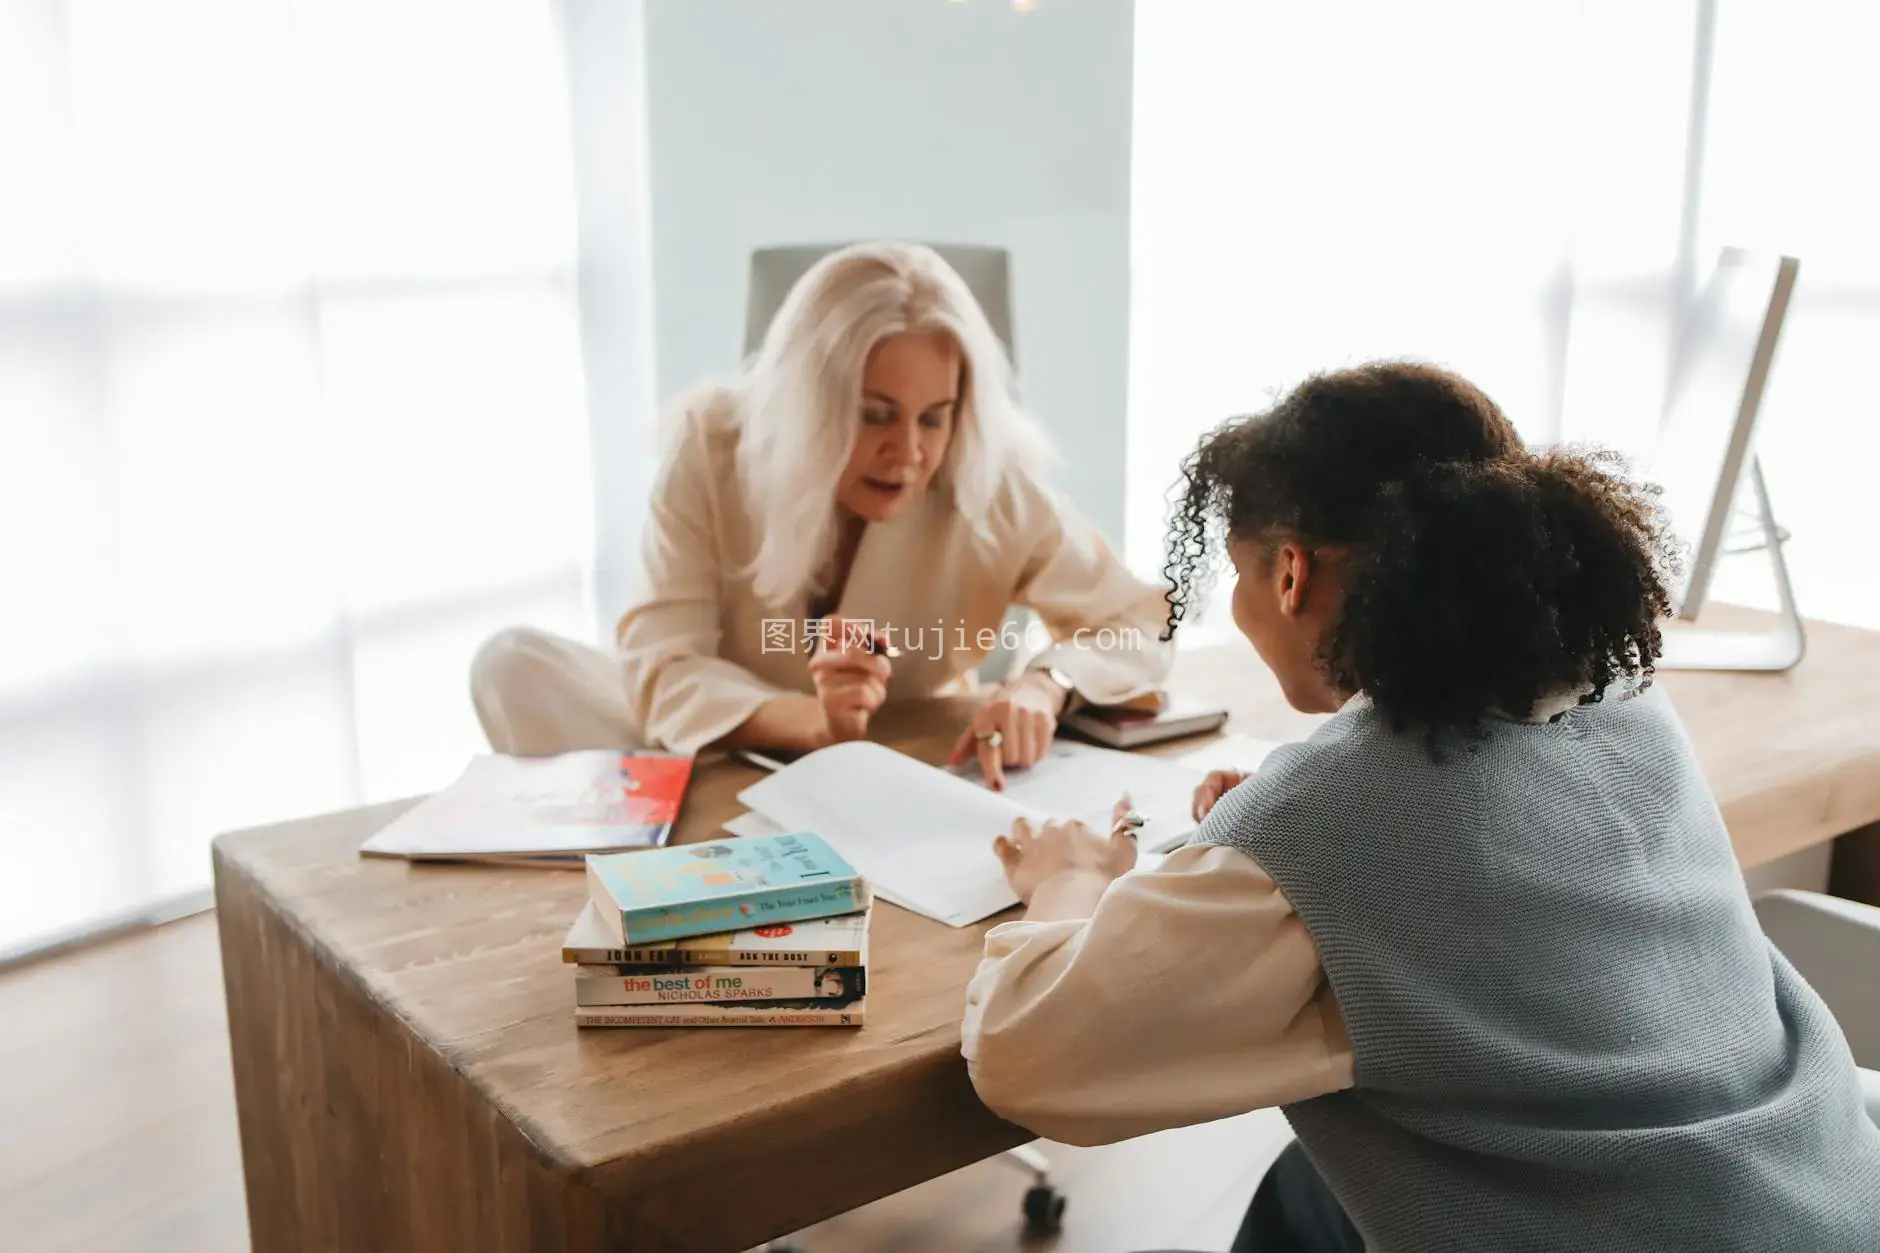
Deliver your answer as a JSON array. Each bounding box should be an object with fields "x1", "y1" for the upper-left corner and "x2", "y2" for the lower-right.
[{"x1": 584, "y1": 833, "x2": 868, "y2": 945}]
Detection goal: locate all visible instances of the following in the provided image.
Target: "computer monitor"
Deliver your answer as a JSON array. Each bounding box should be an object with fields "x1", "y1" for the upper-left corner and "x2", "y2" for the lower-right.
[
  {"x1": 1647, "y1": 247, "x2": 1803, "y2": 670},
  {"x1": 1651, "y1": 247, "x2": 1798, "y2": 619}
]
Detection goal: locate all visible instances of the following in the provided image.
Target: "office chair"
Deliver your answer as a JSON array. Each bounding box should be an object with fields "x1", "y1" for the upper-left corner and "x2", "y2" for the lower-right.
[
  {"x1": 746, "y1": 243, "x2": 1066, "y2": 1246},
  {"x1": 743, "y1": 242, "x2": 1016, "y2": 365},
  {"x1": 1753, "y1": 889, "x2": 1880, "y2": 1119}
]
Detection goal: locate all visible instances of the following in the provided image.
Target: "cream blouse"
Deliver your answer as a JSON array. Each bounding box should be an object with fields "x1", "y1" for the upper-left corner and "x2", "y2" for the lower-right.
[
  {"x1": 961, "y1": 843, "x2": 1355, "y2": 1146},
  {"x1": 616, "y1": 387, "x2": 1174, "y2": 753}
]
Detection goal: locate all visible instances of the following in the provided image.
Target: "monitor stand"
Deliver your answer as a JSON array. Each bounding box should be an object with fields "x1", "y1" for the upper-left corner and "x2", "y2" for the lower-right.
[{"x1": 1658, "y1": 457, "x2": 1806, "y2": 672}]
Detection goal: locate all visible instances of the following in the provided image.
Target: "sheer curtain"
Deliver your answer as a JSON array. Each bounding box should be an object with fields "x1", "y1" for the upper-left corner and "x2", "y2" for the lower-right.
[
  {"x1": 1130, "y1": 0, "x2": 1880, "y2": 636},
  {"x1": 0, "y1": 0, "x2": 604, "y2": 959}
]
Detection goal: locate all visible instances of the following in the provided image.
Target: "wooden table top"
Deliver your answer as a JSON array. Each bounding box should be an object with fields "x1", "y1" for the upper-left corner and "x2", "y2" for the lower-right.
[
  {"x1": 213, "y1": 696, "x2": 1029, "y2": 1224},
  {"x1": 210, "y1": 608, "x2": 1880, "y2": 1219}
]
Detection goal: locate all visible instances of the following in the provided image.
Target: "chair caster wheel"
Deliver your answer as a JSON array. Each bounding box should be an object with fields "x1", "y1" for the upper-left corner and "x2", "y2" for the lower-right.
[{"x1": 1022, "y1": 1183, "x2": 1066, "y2": 1235}]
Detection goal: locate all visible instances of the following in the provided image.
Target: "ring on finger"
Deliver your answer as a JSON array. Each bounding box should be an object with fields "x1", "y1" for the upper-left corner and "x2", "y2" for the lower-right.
[
  {"x1": 975, "y1": 729, "x2": 1004, "y2": 750},
  {"x1": 1113, "y1": 810, "x2": 1146, "y2": 839}
]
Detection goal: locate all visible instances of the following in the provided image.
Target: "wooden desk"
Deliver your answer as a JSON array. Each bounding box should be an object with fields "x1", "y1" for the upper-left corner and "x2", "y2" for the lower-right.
[{"x1": 214, "y1": 615, "x2": 1880, "y2": 1252}]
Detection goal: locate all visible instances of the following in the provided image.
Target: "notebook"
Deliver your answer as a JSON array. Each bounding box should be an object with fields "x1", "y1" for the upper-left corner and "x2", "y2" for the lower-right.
[
  {"x1": 736, "y1": 740, "x2": 1214, "y2": 927},
  {"x1": 1061, "y1": 694, "x2": 1231, "y2": 749},
  {"x1": 359, "y1": 750, "x2": 693, "y2": 863}
]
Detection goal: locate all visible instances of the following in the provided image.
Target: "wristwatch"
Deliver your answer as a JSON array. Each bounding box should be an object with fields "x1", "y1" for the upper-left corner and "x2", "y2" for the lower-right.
[{"x1": 1026, "y1": 663, "x2": 1080, "y2": 712}]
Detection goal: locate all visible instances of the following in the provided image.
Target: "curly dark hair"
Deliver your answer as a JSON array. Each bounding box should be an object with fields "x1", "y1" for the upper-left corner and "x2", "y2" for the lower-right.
[{"x1": 1162, "y1": 361, "x2": 1682, "y2": 736}]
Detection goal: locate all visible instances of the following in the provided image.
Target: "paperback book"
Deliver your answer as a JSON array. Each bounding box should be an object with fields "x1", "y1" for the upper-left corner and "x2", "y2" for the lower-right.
[
  {"x1": 560, "y1": 900, "x2": 869, "y2": 967},
  {"x1": 585, "y1": 831, "x2": 867, "y2": 945},
  {"x1": 572, "y1": 964, "x2": 863, "y2": 1005},
  {"x1": 573, "y1": 995, "x2": 866, "y2": 1028}
]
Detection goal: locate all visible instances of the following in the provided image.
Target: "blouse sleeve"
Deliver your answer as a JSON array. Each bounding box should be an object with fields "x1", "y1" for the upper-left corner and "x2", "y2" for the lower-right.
[
  {"x1": 961, "y1": 843, "x2": 1354, "y2": 1147},
  {"x1": 616, "y1": 399, "x2": 787, "y2": 753},
  {"x1": 1010, "y1": 484, "x2": 1174, "y2": 704}
]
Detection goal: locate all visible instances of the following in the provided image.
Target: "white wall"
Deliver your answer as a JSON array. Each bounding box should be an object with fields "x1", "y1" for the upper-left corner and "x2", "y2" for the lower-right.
[{"x1": 641, "y1": 0, "x2": 1136, "y2": 550}]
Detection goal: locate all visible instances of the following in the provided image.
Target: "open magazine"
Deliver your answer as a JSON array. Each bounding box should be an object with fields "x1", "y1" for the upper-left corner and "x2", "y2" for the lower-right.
[{"x1": 359, "y1": 750, "x2": 693, "y2": 864}]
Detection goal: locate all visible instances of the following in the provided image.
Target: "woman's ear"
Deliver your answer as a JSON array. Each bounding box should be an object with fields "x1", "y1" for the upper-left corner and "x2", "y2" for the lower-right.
[{"x1": 1276, "y1": 542, "x2": 1313, "y2": 617}]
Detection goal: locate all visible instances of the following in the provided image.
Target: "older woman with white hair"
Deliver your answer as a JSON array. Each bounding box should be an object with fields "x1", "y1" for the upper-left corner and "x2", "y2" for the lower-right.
[{"x1": 471, "y1": 241, "x2": 1170, "y2": 785}]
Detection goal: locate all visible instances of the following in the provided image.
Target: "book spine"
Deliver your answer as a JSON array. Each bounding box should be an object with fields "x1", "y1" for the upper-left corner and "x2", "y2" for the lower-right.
[
  {"x1": 562, "y1": 944, "x2": 865, "y2": 966},
  {"x1": 573, "y1": 966, "x2": 863, "y2": 1005},
  {"x1": 574, "y1": 1003, "x2": 866, "y2": 1028},
  {"x1": 616, "y1": 880, "x2": 865, "y2": 945}
]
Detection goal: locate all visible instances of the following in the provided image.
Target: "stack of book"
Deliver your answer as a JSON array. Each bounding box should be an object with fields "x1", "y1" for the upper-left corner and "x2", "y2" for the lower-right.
[{"x1": 564, "y1": 830, "x2": 870, "y2": 1028}]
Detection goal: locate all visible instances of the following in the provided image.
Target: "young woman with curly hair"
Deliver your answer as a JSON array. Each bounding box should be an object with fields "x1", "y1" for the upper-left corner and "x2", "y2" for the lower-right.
[{"x1": 962, "y1": 362, "x2": 1880, "y2": 1251}]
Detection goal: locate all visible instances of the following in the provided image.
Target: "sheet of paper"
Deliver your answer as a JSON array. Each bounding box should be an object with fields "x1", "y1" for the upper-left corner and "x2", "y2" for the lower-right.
[
  {"x1": 1171, "y1": 733, "x2": 1288, "y2": 775},
  {"x1": 739, "y1": 741, "x2": 1028, "y2": 926},
  {"x1": 727, "y1": 802, "x2": 1164, "y2": 903},
  {"x1": 723, "y1": 807, "x2": 968, "y2": 917},
  {"x1": 721, "y1": 809, "x2": 788, "y2": 839},
  {"x1": 949, "y1": 740, "x2": 1206, "y2": 855},
  {"x1": 734, "y1": 734, "x2": 1297, "y2": 927},
  {"x1": 739, "y1": 740, "x2": 1237, "y2": 927}
]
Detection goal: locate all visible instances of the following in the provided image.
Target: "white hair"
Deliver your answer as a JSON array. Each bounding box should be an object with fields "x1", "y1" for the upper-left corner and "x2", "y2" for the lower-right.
[{"x1": 731, "y1": 241, "x2": 1053, "y2": 607}]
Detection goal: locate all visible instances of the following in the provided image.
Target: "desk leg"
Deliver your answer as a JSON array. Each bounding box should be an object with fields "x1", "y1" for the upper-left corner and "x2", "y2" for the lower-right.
[
  {"x1": 212, "y1": 850, "x2": 620, "y2": 1253},
  {"x1": 1831, "y1": 822, "x2": 1880, "y2": 907}
]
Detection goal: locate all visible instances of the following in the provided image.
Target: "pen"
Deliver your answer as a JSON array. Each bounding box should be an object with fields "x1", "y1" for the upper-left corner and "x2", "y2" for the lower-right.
[
  {"x1": 813, "y1": 620, "x2": 901, "y2": 659},
  {"x1": 733, "y1": 748, "x2": 790, "y2": 773},
  {"x1": 867, "y1": 634, "x2": 903, "y2": 659}
]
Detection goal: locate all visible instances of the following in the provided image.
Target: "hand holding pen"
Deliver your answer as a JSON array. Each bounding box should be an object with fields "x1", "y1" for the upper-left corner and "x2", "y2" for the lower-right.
[
  {"x1": 807, "y1": 615, "x2": 898, "y2": 743},
  {"x1": 992, "y1": 792, "x2": 1140, "y2": 905}
]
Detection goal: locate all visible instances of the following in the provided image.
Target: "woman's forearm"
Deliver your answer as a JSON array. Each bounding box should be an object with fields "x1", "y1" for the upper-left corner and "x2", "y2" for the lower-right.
[
  {"x1": 1008, "y1": 669, "x2": 1072, "y2": 717},
  {"x1": 718, "y1": 694, "x2": 833, "y2": 755},
  {"x1": 1023, "y1": 869, "x2": 1116, "y2": 923}
]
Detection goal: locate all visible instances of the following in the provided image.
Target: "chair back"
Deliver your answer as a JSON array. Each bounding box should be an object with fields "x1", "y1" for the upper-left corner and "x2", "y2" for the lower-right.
[{"x1": 743, "y1": 243, "x2": 1015, "y2": 362}]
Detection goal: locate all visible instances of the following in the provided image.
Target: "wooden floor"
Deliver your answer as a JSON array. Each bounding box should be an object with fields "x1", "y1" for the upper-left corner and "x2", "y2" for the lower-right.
[{"x1": 0, "y1": 914, "x2": 1287, "y2": 1253}]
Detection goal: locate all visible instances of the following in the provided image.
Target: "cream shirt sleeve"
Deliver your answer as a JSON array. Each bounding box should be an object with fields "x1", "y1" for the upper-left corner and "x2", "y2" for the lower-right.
[
  {"x1": 617, "y1": 406, "x2": 785, "y2": 754},
  {"x1": 961, "y1": 843, "x2": 1354, "y2": 1147},
  {"x1": 1011, "y1": 483, "x2": 1173, "y2": 704}
]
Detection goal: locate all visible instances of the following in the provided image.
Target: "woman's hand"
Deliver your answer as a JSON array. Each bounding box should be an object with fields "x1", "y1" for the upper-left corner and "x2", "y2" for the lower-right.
[
  {"x1": 992, "y1": 794, "x2": 1139, "y2": 907},
  {"x1": 946, "y1": 671, "x2": 1066, "y2": 789},
  {"x1": 1191, "y1": 768, "x2": 1254, "y2": 822},
  {"x1": 807, "y1": 615, "x2": 892, "y2": 745}
]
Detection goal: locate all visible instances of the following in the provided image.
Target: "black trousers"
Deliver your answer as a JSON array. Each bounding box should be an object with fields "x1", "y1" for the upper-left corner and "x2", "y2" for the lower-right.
[{"x1": 1229, "y1": 1142, "x2": 1366, "y2": 1253}]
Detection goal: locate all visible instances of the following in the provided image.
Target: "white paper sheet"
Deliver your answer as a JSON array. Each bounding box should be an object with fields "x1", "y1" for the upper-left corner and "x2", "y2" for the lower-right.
[
  {"x1": 1171, "y1": 733, "x2": 1288, "y2": 775},
  {"x1": 726, "y1": 801, "x2": 1167, "y2": 898},
  {"x1": 739, "y1": 743, "x2": 1023, "y2": 925},
  {"x1": 720, "y1": 806, "x2": 974, "y2": 917},
  {"x1": 737, "y1": 741, "x2": 1229, "y2": 927},
  {"x1": 953, "y1": 740, "x2": 1208, "y2": 856},
  {"x1": 721, "y1": 809, "x2": 787, "y2": 839}
]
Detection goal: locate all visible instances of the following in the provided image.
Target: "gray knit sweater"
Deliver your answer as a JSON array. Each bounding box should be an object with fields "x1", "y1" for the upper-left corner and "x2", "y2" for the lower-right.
[{"x1": 1198, "y1": 685, "x2": 1880, "y2": 1251}]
